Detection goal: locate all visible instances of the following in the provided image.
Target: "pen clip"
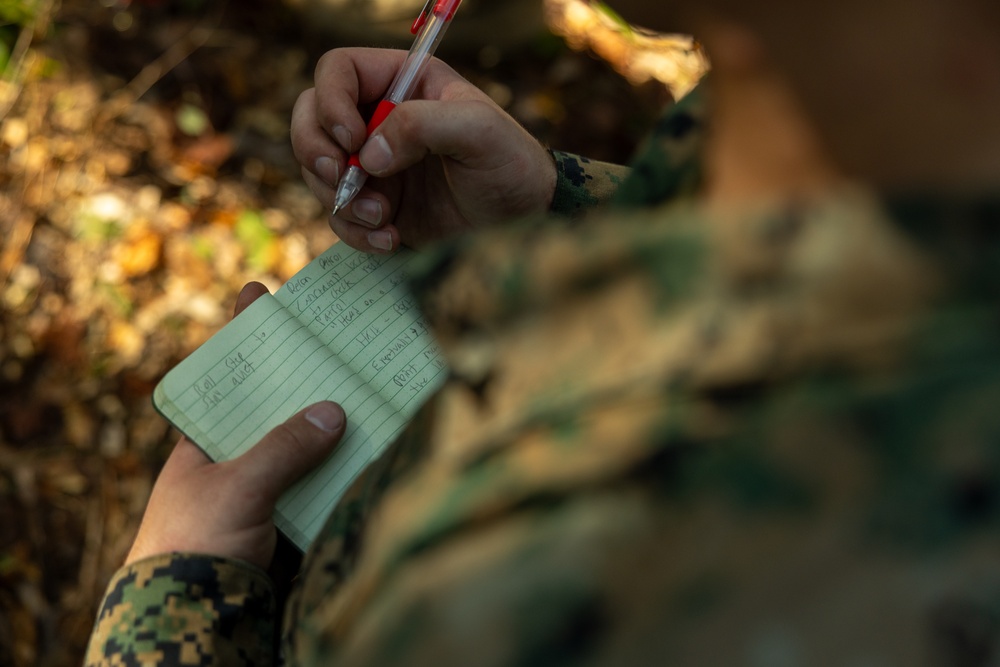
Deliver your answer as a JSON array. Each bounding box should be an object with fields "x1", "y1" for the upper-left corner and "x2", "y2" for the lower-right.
[
  {"x1": 410, "y1": 0, "x2": 461, "y2": 34},
  {"x1": 410, "y1": 0, "x2": 434, "y2": 34}
]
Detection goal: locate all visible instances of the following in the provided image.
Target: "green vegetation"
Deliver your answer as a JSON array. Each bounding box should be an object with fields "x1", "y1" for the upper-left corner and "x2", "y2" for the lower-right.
[
  {"x1": 0, "y1": 0, "x2": 39, "y2": 26},
  {"x1": 0, "y1": 0, "x2": 46, "y2": 77},
  {"x1": 590, "y1": 1, "x2": 635, "y2": 39},
  {"x1": 236, "y1": 210, "x2": 277, "y2": 272}
]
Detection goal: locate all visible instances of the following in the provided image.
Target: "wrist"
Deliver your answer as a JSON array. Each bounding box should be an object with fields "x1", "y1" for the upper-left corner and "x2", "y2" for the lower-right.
[
  {"x1": 88, "y1": 553, "x2": 276, "y2": 666},
  {"x1": 540, "y1": 147, "x2": 558, "y2": 212}
]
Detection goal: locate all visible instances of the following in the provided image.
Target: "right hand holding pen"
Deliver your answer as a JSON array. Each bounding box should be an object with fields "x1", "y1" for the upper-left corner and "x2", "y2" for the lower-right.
[{"x1": 291, "y1": 47, "x2": 557, "y2": 253}]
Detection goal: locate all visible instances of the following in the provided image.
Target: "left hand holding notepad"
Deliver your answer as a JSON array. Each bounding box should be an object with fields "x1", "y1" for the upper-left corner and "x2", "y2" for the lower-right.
[{"x1": 125, "y1": 283, "x2": 348, "y2": 570}]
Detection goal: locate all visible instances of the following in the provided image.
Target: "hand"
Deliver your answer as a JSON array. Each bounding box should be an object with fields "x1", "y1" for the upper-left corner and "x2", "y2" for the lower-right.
[
  {"x1": 291, "y1": 47, "x2": 557, "y2": 253},
  {"x1": 126, "y1": 283, "x2": 347, "y2": 570}
]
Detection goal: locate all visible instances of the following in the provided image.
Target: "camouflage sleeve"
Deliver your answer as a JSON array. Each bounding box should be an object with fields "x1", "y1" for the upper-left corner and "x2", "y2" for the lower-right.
[
  {"x1": 610, "y1": 83, "x2": 705, "y2": 208},
  {"x1": 549, "y1": 150, "x2": 631, "y2": 217},
  {"x1": 85, "y1": 553, "x2": 277, "y2": 667},
  {"x1": 548, "y1": 83, "x2": 707, "y2": 217}
]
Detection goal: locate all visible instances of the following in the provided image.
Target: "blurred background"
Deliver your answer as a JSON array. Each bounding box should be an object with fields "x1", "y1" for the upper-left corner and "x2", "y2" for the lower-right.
[{"x1": 0, "y1": 0, "x2": 706, "y2": 663}]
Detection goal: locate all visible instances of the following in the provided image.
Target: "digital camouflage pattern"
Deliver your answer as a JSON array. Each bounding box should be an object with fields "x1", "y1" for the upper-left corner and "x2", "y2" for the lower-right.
[
  {"x1": 549, "y1": 150, "x2": 629, "y2": 216},
  {"x1": 85, "y1": 554, "x2": 275, "y2": 665},
  {"x1": 609, "y1": 84, "x2": 704, "y2": 209},
  {"x1": 88, "y1": 81, "x2": 1000, "y2": 666},
  {"x1": 550, "y1": 86, "x2": 704, "y2": 216}
]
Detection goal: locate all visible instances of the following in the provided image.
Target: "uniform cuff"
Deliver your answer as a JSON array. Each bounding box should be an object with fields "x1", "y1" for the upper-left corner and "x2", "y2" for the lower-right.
[
  {"x1": 550, "y1": 150, "x2": 631, "y2": 217},
  {"x1": 85, "y1": 552, "x2": 276, "y2": 667}
]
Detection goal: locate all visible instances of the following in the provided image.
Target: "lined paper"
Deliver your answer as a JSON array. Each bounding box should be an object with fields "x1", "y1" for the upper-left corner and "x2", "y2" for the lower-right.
[{"x1": 153, "y1": 244, "x2": 447, "y2": 550}]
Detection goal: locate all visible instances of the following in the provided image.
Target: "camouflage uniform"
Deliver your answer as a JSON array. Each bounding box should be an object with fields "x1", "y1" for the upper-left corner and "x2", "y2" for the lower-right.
[{"x1": 87, "y1": 84, "x2": 1000, "y2": 666}]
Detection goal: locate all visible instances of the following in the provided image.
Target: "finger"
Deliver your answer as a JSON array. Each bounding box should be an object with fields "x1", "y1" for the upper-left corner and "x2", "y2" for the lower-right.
[
  {"x1": 301, "y1": 165, "x2": 338, "y2": 211},
  {"x1": 291, "y1": 87, "x2": 346, "y2": 189},
  {"x1": 312, "y1": 48, "x2": 409, "y2": 156},
  {"x1": 303, "y1": 166, "x2": 399, "y2": 251},
  {"x1": 338, "y1": 172, "x2": 401, "y2": 226},
  {"x1": 303, "y1": 167, "x2": 401, "y2": 253},
  {"x1": 313, "y1": 49, "x2": 470, "y2": 155},
  {"x1": 234, "y1": 282, "x2": 269, "y2": 317},
  {"x1": 232, "y1": 402, "x2": 347, "y2": 504},
  {"x1": 329, "y1": 214, "x2": 402, "y2": 254},
  {"x1": 359, "y1": 98, "x2": 506, "y2": 177}
]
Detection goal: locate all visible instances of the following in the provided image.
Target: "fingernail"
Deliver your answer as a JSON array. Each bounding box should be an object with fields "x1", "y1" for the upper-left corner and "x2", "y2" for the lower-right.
[
  {"x1": 332, "y1": 125, "x2": 352, "y2": 151},
  {"x1": 360, "y1": 134, "x2": 393, "y2": 175},
  {"x1": 315, "y1": 156, "x2": 339, "y2": 186},
  {"x1": 352, "y1": 198, "x2": 382, "y2": 227},
  {"x1": 305, "y1": 403, "x2": 344, "y2": 433},
  {"x1": 368, "y1": 229, "x2": 393, "y2": 252}
]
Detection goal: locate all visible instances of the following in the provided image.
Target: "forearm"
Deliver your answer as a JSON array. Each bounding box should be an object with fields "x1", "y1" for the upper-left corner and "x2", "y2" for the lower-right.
[{"x1": 85, "y1": 553, "x2": 277, "y2": 667}]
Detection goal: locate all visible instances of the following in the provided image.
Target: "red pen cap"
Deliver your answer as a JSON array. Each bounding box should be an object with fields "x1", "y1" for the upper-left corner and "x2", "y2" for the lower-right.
[{"x1": 410, "y1": 0, "x2": 462, "y2": 34}]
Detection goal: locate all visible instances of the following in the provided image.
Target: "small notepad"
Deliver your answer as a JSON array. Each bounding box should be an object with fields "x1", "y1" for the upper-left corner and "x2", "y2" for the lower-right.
[{"x1": 153, "y1": 243, "x2": 447, "y2": 551}]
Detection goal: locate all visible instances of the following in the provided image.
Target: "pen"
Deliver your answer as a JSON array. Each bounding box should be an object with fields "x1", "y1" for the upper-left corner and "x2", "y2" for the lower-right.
[{"x1": 331, "y1": 0, "x2": 465, "y2": 217}]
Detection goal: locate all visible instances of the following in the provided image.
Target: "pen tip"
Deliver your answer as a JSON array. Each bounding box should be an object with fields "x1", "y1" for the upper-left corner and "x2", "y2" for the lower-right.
[{"x1": 331, "y1": 205, "x2": 341, "y2": 217}]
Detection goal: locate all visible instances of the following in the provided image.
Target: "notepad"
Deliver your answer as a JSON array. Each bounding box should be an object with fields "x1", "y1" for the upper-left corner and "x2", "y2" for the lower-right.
[{"x1": 153, "y1": 243, "x2": 448, "y2": 551}]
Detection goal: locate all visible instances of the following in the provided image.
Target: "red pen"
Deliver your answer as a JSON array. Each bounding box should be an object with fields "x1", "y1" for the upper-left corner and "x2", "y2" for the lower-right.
[{"x1": 331, "y1": 0, "x2": 465, "y2": 217}]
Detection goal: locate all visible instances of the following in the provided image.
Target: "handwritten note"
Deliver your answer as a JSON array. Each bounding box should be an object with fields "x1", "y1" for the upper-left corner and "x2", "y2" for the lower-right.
[{"x1": 153, "y1": 244, "x2": 447, "y2": 550}]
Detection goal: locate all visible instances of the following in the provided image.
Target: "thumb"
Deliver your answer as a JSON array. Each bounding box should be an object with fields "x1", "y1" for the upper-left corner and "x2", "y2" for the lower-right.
[
  {"x1": 359, "y1": 99, "x2": 502, "y2": 176},
  {"x1": 233, "y1": 401, "x2": 346, "y2": 504}
]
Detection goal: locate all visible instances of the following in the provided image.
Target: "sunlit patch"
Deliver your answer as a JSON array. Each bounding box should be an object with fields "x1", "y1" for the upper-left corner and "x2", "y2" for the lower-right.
[{"x1": 543, "y1": 0, "x2": 709, "y2": 99}]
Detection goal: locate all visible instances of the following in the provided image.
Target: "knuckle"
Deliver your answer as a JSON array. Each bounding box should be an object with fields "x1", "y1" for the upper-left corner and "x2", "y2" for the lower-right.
[
  {"x1": 271, "y1": 421, "x2": 315, "y2": 462},
  {"x1": 315, "y1": 49, "x2": 344, "y2": 78},
  {"x1": 329, "y1": 219, "x2": 370, "y2": 251}
]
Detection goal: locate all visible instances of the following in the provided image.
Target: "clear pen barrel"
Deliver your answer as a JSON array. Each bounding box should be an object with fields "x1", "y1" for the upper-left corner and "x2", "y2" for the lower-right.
[
  {"x1": 334, "y1": 165, "x2": 368, "y2": 211},
  {"x1": 386, "y1": 12, "x2": 452, "y2": 104}
]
